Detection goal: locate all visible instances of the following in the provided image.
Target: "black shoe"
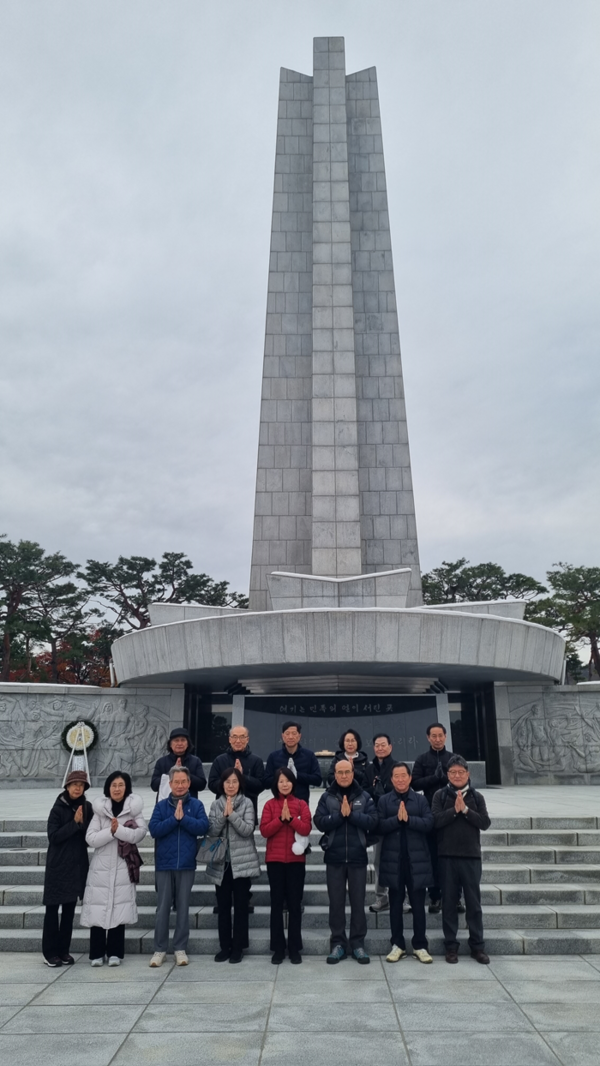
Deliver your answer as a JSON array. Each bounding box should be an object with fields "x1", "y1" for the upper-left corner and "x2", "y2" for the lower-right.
[
  {"x1": 289, "y1": 952, "x2": 302, "y2": 964},
  {"x1": 247, "y1": 905, "x2": 255, "y2": 914},
  {"x1": 60, "y1": 954, "x2": 75, "y2": 965},
  {"x1": 43, "y1": 957, "x2": 62, "y2": 968},
  {"x1": 428, "y1": 901, "x2": 441, "y2": 914},
  {"x1": 470, "y1": 950, "x2": 490, "y2": 964},
  {"x1": 457, "y1": 901, "x2": 466, "y2": 914},
  {"x1": 271, "y1": 952, "x2": 285, "y2": 965},
  {"x1": 229, "y1": 950, "x2": 243, "y2": 964},
  {"x1": 445, "y1": 951, "x2": 459, "y2": 964},
  {"x1": 214, "y1": 949, "x2": 231, "y2": 962},
  {"x1": 213, "y1": 906, "x2": 220, "y2": 914}
]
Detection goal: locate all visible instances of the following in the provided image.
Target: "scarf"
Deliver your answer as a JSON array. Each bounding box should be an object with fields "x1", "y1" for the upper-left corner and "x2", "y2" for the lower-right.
[
  {"x1": 168, "y1": 791, "x2": 190, "y2": 808},
  {"x1": 446, "y1": 782, "x2": 470, "y2": 799},
  {"x1": 111, "y1": 798, "x2": 125, "y2": 816},
  {"x1": 117, "y1": 819, "x2": 144, "y2": 884}
]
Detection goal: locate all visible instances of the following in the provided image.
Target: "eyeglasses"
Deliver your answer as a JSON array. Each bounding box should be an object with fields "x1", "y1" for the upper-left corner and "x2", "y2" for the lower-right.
[{"x1": 336, "y1": 770, "x2": 354, "y2": 776}]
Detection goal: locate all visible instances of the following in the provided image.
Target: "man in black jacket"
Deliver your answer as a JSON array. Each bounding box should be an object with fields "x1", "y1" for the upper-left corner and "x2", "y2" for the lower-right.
[
  {"x1": 151, "y1": 727, "x2": 207, "y2": 799},
  {"x1": 377, "y1": 762, "x2": 434, "y2": 963},
  {"x1": 264, "y1": 721, "x2": 322, "y2": 804},
  {"x1": 432, "y1": 755, "x2": 491, "y2": 964},
  {"x1": 365, "y1": 733, "x2": 396, "y2": 914},
  {"x1": 314, "y1": 760, "x2": 379, "y2": 965},
  {"x1": 208, "y1": 725, "x2": 265, "y2": 816},
  {"x1": 411, "y1": 723, "x2": 454, "y2": 913}
]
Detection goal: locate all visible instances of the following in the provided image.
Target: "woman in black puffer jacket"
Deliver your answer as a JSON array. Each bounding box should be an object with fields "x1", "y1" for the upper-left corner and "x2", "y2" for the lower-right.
[
  {"x1": 42, "y1": 770, "x2": 93, "y2": 967},
  {"x1": 326, "y1": 729, "x2": 369, "y2": 788}
]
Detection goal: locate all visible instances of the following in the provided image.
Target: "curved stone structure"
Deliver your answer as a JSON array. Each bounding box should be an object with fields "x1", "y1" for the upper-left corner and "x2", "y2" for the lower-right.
[{"x1": 112, "y1": 608, "x2": 565, "y2": 690}]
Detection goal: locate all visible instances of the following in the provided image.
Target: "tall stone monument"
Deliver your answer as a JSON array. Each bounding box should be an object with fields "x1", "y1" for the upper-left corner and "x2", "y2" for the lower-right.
[
  {"x1": 249, "y1": 37, "x2": 421, "y2": 611},
  {"x1": 112, "y1": 36, "x2": 566, "y2": 787}
]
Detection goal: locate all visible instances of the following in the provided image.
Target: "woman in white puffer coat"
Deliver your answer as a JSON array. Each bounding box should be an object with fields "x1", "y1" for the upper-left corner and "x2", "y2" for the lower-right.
[{"x1": 80, "y1": 771, "x2": 147, "y2": 966}]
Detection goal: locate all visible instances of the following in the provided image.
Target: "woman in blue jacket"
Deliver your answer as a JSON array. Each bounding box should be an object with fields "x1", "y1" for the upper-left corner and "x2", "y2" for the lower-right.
[
  {"x1": 378, "y1": 762, "x2": 434, "y2": 964},
  {"x1": 148, "y1": 765, "x2": 209, "y2": 967}
]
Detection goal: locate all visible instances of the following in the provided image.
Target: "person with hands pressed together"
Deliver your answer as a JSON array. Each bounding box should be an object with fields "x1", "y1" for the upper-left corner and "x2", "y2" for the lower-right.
[
  {"x1": 206, "y1": 768, "x2": 261, "y2": 963},
  {"x1": 208, "y1": 726, "x2": 265, "y2": 816},
  {"x1": 314, "y1": 759, "x2": 378, "y2": 965},
  {"x1": 151, "y1": 726, "x2": 206, "y2": 799},
  {"x1": 42, "y1": 770, "x2": 93, "y2": 967},
  {"x1": 80, "y1": 771, "x2": 147, "y2": 967},
  {"x1": 260, "y1": 767, "x2": 312, "y2": 965},
  {"x1": 411, "y1": 723, "x2": 455, "y2": 914},
  {"x1": 432, "y1": 755, "x2": 491, "y2": 964},
  {"x1": 365, "y1": 733, "x2": 396, "y2": 914},
  {"x1": 148, "y1": 765, "x2": 209, "y2": 967},
  {"x1": 264, "y1": 721, "x2": 322, "y2": 803},
  {"x1": 377, "y1": 762, "x2": 434, "y2": 964}
]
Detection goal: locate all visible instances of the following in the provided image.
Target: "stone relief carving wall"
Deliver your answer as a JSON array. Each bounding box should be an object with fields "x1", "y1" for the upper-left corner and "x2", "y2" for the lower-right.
[
  {"x1": 0, "y1": 686, "x2": 179, "y2": 785},
  {"x1": 509, "y1": 687, "x2": 600, "y2": 780}
]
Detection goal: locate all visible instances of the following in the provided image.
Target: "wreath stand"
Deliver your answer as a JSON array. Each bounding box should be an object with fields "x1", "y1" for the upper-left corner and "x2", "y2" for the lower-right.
[{"x1": 62, "y1": 721, "x2": 93, "y2": 786}]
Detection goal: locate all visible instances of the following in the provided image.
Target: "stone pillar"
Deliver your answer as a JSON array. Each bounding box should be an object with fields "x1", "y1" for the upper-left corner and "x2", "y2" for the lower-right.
[
  {"x1": 434, "y1": 692, "x2": 451, "y2": 740},
  {"x1": 493, "y1": 683, "x2": 516, "y2": 785},
  {"x1": 249, "y1": 36, "x2": 423, "y2": 608},
  {"x1": 231, "y1": 694, "x2": 245, "y2": 729},
  {"x1": 311, "y1": 37, "x2": 362, "y2": 577}
]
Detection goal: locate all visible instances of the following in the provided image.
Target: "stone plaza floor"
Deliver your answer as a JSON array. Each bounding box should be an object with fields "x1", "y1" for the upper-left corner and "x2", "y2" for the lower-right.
[
  {"x1": 2, "y1": 786, "x2": 600, "y2": 1064},
  {"x1": 1, "y1": 950, "x2": 600, "y2": 1065}
]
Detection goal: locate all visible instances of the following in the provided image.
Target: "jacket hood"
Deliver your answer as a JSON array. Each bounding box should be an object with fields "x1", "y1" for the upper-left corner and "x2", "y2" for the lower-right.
[{"x1": 92, "y1": 793, "x2": 144, "y2": 818}]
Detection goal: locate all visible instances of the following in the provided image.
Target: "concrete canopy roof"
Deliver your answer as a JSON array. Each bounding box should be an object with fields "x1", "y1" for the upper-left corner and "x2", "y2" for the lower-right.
[{"x1": 112, "y1": 607, "x2": 565, "y2": 693}]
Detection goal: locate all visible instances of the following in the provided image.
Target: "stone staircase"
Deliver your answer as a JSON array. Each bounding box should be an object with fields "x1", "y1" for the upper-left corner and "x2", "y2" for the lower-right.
[{"x1": 1, "y1": 814, "x2": 600, "y2": 955}]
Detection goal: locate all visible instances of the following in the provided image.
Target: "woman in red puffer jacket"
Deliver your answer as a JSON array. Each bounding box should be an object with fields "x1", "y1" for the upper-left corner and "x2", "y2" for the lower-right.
[{"x1": 260, "y1": 767, "x2": 312, "y2": 965}]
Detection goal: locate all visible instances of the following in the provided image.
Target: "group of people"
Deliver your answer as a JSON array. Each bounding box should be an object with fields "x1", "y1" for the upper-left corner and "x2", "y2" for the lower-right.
[{"x1": 41, "y1": 718, "x2": 490, "y2": 970}]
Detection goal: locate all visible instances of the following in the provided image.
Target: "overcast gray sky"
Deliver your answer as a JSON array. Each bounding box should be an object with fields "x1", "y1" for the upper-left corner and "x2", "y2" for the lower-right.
[{"x1": 0, "y1": 0, "x2": 598, "y2": 597}]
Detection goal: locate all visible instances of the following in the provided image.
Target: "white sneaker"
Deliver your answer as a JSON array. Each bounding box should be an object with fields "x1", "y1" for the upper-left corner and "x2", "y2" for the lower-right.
[
  {"x1": 90, "y1": 957, "x2": 104, "y2": 967},
  {"x1": 174, "y1": 950, "x2": 189, "y2": 966},
  {"x1": 149, "y1": 951, "x2": 166, "y2": 968},
  {"x1": 107, "y1": 956, "x2": 121, "y2": 967},
  {"x1": 386, "y1": 945, "x2": 407, "y2": 963},
  {"x1": 413, "y1": 948, "x2": 433, "y2": 964}
]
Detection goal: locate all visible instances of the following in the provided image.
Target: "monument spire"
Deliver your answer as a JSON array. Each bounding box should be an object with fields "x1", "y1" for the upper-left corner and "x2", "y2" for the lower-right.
[{"x1": 249, "y1": 36, "x2": 422, "y2": 610}]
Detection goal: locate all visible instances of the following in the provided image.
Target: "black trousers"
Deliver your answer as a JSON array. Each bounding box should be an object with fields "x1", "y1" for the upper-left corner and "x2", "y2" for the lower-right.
[
  {"x1": 42, "y1": 901, "x2": 77, "y2": 960},
  {"x1": 326, "y1": 863, "x2": 367, "y2": 952},
  {"x1": 426, "y1": 831, "x2": 441, "y2": 902},
  {"x1": 439, "y1": 856, "x2": 485, "y2": 953},
  {"x1": 267, "y1": 862, "x2": 306, "y2": 955},
  {"x1": 389, "y1": 869, "x2": 428, "y2": 951},
  {"x1": 89, "y1": 925, "x2": 125, "y2": 960},
  {"x1": 215, "y1": 865, "x2": 251, "y2": 953}
]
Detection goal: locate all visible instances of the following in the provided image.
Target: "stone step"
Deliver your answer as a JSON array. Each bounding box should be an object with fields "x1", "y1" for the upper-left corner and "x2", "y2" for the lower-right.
[
  {"x1": 5, "y1": 859, "x2": 599, "y2": 889},
  {"x1": 7, "y1": 901, "x2": 600, "y2": 932},
  {"x1": 5, "y1": 924, "x2": 600, "y2": 955},
  {"x1": 2, "y1": 815, "x2": 600, "y2": 835}
]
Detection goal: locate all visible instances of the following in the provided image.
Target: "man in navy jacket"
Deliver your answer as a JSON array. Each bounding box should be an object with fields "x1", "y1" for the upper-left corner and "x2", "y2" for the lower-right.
[
  {"x1": 378, "y1": 762, "x2": 434, "y2": 963},
  {"x1": 148, "y1": 766, "x2": 208, "y2": 967},
  {"x1": 264, "y1": 722, "x2": 322, "y2": 804}
]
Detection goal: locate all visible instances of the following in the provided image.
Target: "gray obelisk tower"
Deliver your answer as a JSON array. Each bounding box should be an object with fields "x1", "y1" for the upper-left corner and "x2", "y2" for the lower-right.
[{"x1": 250, "y1": 37, "x2": 422, "y2": 611}]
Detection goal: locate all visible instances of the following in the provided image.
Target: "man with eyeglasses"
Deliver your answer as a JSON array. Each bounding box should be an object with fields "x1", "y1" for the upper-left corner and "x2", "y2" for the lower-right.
[
  {"x1": 314, "y1": 760, "x2": 379, "y2": 965},
  {"x1": 365, "y1": 733, "x2": 395, "y2": 913},
  {"x1": 432, "y1": 755, "x2": 491, "y2": 964}
]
